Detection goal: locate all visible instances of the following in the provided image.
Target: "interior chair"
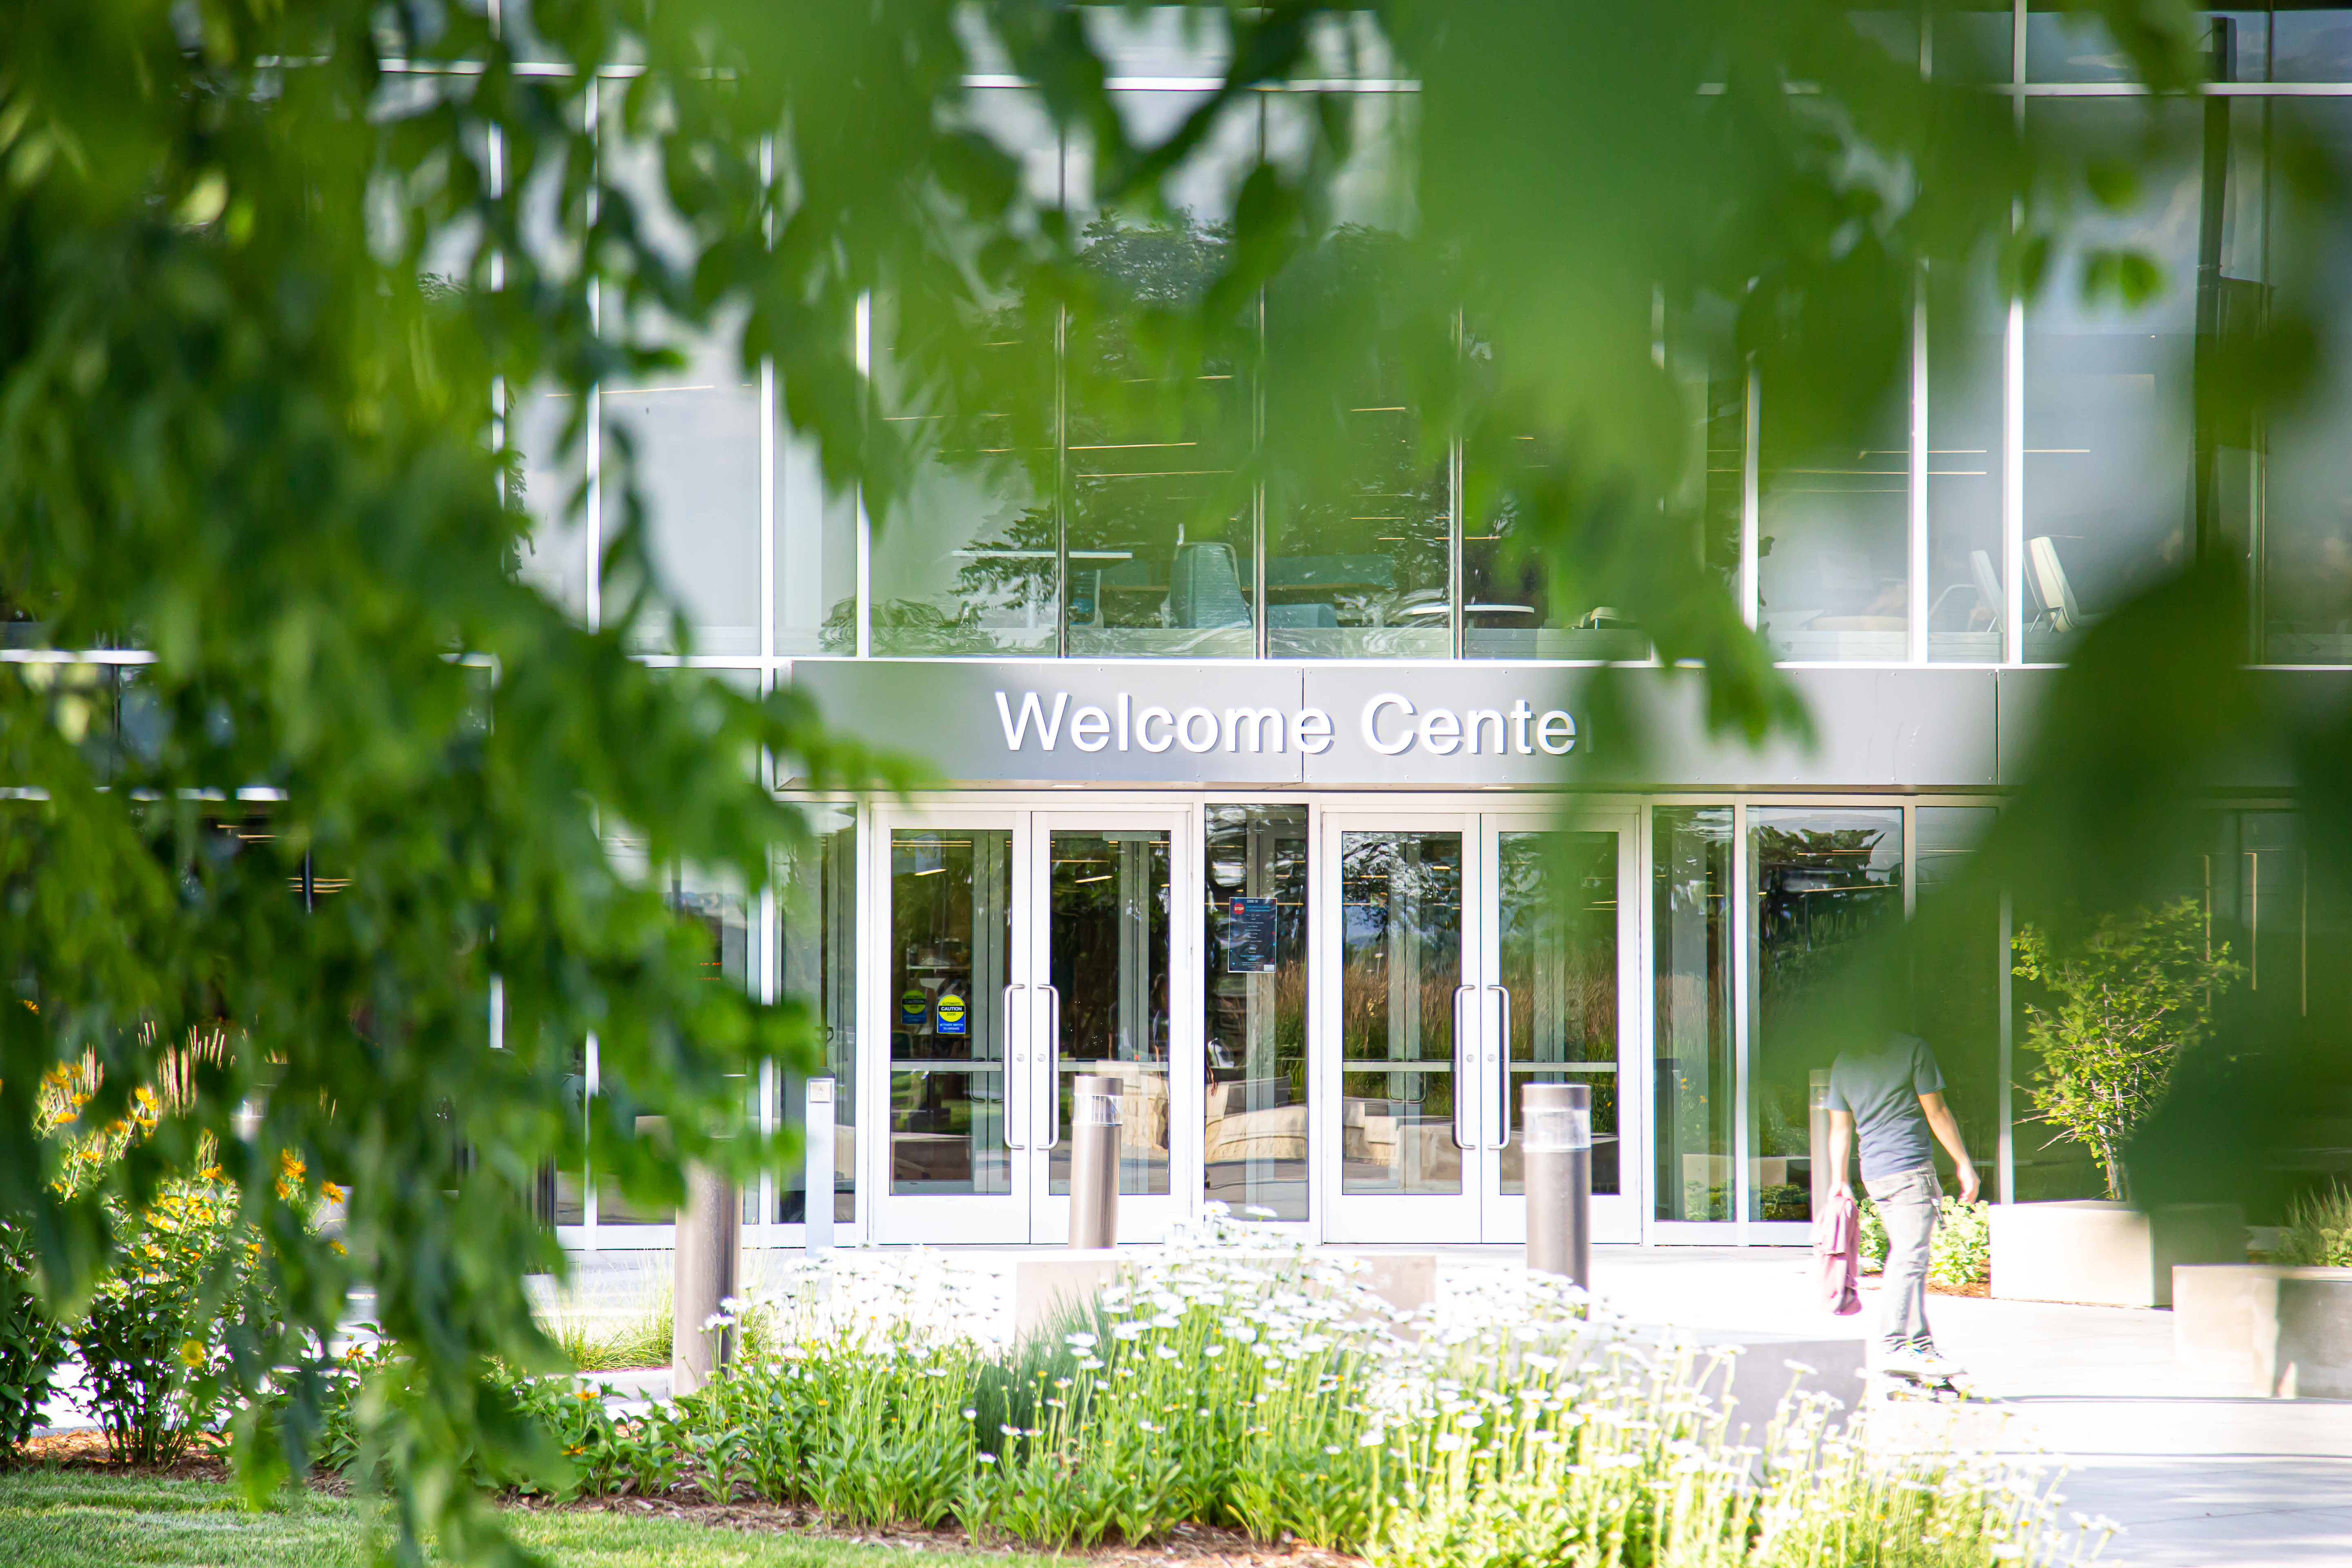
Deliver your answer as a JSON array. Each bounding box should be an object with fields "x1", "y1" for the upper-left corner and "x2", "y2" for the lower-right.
[
  {"x1": 1924, "y1": 550, "x2": 2007, "y2": 633},
  {"x1": 1168, "y1": 543, "x2": 1252, "y2": 629},
  {"x1": 2027, "y1": 536, "x2": 2087, "y2": 633},
  {"x1": 1969, "y1": 549, "x2": 2005, "y2": 633}
]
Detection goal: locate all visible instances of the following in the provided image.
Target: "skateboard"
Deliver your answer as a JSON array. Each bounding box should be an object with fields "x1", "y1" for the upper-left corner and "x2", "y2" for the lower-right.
[{"x1": 1879, "y1": 1365, "x2": 1979, "y2": 1403}]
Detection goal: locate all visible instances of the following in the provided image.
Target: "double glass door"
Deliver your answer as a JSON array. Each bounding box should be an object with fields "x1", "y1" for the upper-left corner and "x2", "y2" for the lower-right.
[
  {"x1": 868, "y1": 806, "x2": 1189, "y2": 1244},
  {"x1": 1319, "y1": 811, "x2": 1637, "y2": 1245}
]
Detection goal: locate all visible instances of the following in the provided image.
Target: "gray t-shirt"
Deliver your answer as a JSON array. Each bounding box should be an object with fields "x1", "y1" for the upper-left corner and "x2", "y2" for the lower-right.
[{"x1": 1826, "y1": 1033, "x2": 1945, "y2": 1181}]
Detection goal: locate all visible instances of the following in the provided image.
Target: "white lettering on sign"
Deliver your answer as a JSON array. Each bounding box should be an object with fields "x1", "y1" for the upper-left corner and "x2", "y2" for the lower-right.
[{"x1": 990, "y1": 690, "x2": 1573, "y2": 761}]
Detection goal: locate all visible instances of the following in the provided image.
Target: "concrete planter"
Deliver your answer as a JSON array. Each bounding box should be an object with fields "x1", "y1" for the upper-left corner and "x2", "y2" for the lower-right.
[
  {"x1": 2175, "y1": 1264, "x2": 2352, "y2": 1398},
  {"x1": 1989, "y1": 1200, "x2": 2244, "y2": 1308}
]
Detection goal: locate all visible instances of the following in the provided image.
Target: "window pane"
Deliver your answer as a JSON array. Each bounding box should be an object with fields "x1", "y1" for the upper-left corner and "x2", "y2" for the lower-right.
[
  {"x1": 872, "y1": 87, "x2": 1059, "y2": 656},
  {"x1": 2023, "y1": 101, "x2": 2202, "y2": 660},
  {"x1": 1205, "y1": 805, "x2": 1310, "y2": 1221},
  {"x1": 777, "y1": 390, "x2": 859, "y2": 655},
  {"x1": 1066, "y1": 212, "x2": 1256, "y2": 659},
  {"x1": 2261, "y1": 102, "x2": 2352, "y2": 662},
  {"x1": 1047, "y1": 831, "x2": 1172, "y2": 1195},
  {"x1": 1653, "y1": 806, "x2": 1732, "y2": 1222},
  {"x1": 889, "y1": 830, "x2": 1013, "y2": 1194},
  {"x1": 1914, "y1": 807, "x2": 2002, "y2": 1185},
  {"x1": 1339, "y1": 832, "x2": 1463, "y2": 1194},
  {"x1": 2028, "y1": 9, "x2": 2267, "y2": 82},
  {"x1": 1928, "y1": 313, "x2": 2006, "y2": 661},
  {"x1": 775, "y1": 805, "x2": 857, "y2": 1224},
  {"x1": 510, "y1": 381, "x2": 590, "y2": 621},
  {"x1": 1759, "y1": 387, "x2": 1910, "y2": 662},
  {"x1": 1494, "y1": 832, "x2": 1620, "y2": 1198},
  {"x1": 594, "y1": 844, "x2": 752, "y2": 1227},
  {"x1": 601, "y1": 311, "x2": 763, "y2": 656},
  {"x1": 1749, "y1": 808, "x2": 1903, "y2": 1225}
]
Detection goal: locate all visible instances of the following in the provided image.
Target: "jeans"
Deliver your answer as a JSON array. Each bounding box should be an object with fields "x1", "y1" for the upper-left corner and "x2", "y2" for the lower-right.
[{"x1": 1863, "y1": 1164, "x2": 1942, "y2": 1352}]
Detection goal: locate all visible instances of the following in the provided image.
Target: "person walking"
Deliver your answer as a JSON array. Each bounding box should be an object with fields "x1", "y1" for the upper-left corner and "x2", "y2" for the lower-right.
[{"x1": 1824, "y1": 1031, "x2": 1980, "y2": 1379}]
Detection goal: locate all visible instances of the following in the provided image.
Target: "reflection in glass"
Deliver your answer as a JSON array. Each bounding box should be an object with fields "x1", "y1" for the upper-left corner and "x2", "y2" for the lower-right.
[
  {"x1": 1047, "y1": 831, "x2": 1172, "y2": 1195},
  {"x1": 889, "y1": 831, "x2": 1013, "y2": 1193},
  {"x1": 1065, "y1": 217, "x2": 1256, "y2": 659},
  {"x1": 774, "y1": 806, "x2": 857, "y2": 1223},
  {"x1": 776, "y1": 407, "x2": 860, "y2": 655},
  {"x1": 1339, "y1": 832, "x2": 1463, "y2": 1194},
  {"x1": 1749, "y1": 808, "x2": 1904, "y2": 1224},
  {"x1": 1204, "y1": 806, "x2": 1309, "y2": 1219},
  {"x1": 1265, "y1": 227, "x2": 1451, "y2": 659},
  {"x1": 1495, "y1": 833, "x2": 1620, "y2": 1197},
  {"x1": 871, "y1": 87, "x2": 1059, "y2": 656},
  {"x1": 2024, "y1": 8, "x2": 2346, "y2": 84},
  {"x1": 1913, "y1": 807, "x2": 2002, "y2": 1183},
  {"x1": 1653, "y1": 808, "x2": 1732, "y2": 1222}
]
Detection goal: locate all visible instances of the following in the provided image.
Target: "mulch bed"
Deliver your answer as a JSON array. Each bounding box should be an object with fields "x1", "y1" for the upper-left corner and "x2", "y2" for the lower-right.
[
  {"x1": 1857, "y1": 1274, "x2": 1991, "y2": 1298},
  {"x1": 527, "y1": 1496, "x2": 1369, "y2": 1566},
  {"x1": 8, "y1": 1431, "x2": 1363, "y2": 1565},
  {"x1": 8, "y1": 1429, "x2": 232, "y2": 1483}
]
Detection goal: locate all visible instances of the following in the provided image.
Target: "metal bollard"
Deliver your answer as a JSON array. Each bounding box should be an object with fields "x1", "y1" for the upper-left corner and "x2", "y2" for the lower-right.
[
  {"x1": 671, "y1": 1161, "x2": 740, "y2": 1396},
  {"x1": 804, "y1": 1076, "x2": 836, "y2": 1256},
  {"x1": 1523, "y1": 1082, "x2": 1592, "y2": 1287},
  {"x1": 1067, "y1": 1073, "x2": 1122, "y2": 1250}
]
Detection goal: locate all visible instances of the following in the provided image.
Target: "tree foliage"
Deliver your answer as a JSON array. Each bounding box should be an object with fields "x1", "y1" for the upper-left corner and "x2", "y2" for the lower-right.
[
  {"x1": 0, "y1": 0, "x2": 2336, "y2": 1562},
  {"x1": 2012, "y1": 900, "x2": 2243, "y2": 1202}
]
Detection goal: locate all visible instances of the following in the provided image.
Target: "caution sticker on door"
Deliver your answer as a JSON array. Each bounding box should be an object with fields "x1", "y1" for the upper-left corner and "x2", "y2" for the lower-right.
[{"x1": 935, "y1": 990, "x2": 968, "y2": 1036}]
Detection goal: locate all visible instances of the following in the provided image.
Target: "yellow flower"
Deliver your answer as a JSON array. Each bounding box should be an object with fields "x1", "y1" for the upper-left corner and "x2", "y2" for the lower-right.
[{"x1": 178, "y1": 1339, "x2": 206, "y2": 1368}]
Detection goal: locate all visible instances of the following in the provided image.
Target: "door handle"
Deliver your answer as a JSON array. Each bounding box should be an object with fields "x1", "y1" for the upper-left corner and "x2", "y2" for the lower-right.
[
  {"x1": 1002, "y1": 983, "x2": 1027, "y2": 1149},
  {"x1": 1450, "y1": 984, "x2": 1475, "y2": 1151},
  {"x1": 1037, "y1": 983, "x2": 1062, "y2": 1152},
  {"x1": 1488, "y1": 984, "x2": 1512, "y2": 1151}
]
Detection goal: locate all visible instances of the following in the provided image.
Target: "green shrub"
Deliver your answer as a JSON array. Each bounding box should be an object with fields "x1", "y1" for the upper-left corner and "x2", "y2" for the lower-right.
[
  {"x1": 307, "y1": 1219, "x2": 2115, "y2": 1567},
  {"x1": 1856, "y1": 1195, "x2": 1991, "y2": 1286},
  {"x1": 2277, "y1": 1185, "x2": 2352, "y2": 1267},
  {"x1": 72, "y1": 1175, "x2": 276, "y2": 1466},
  {"x1": 0, "y1": 1218, "x2": 67, "y2": 1453},
  {"x1": 1930, "y1": 1198, "x2": 1993, "y2": 1288}
]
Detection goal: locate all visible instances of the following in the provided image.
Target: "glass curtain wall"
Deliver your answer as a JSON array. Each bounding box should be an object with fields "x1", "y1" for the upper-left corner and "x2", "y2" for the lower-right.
[
  {"x1": 1047, "y1": 829, "x2": 1174, "y2": 1195},
  {"x1": 1204, "y1": 805, "x2": 1310, "y2": 1218},
  {"x1": 1746, "y1": 808, "x2": 1904, "y2": 1225},
  {"x1": 888, "y1": 829, "x2": 1014, "y2": 1194},
  {"x1": 1653, "y1": 807, "x2": 1733, "y2": 1222},
  {"x1": 1912, "y1": 807, "x2": 2004, "y2": 1177},
  {"x1": 1064, "y1": 87, "x2": 1258, "y2": 659},
  {"x1": 774, "y1": 806, "x2": 857, "y2": 1223},
  {"x1": 1494, "y1": 832, "x2": 1621, "y2": 1196},
  {"x1": 1337, "y1": 831, "x2": 1464, "y2": 1194}
]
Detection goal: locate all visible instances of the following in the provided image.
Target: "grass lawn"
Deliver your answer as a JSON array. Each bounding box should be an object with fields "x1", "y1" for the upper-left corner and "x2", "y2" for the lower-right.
[{"x1": 0, "y1": 1471, "x2": 986, "y2": 1567}]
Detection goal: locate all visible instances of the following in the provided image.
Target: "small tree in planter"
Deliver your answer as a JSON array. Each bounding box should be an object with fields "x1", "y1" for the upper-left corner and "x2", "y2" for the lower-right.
[{"x1": 2012, "y1": 898, "x2": 2243, "y2": 1202}]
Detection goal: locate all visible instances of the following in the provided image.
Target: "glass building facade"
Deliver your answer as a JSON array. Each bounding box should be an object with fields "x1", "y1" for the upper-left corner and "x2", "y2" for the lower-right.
[{"x1": 338, "y1": 7, "x2": 2352, "y2": 1248}]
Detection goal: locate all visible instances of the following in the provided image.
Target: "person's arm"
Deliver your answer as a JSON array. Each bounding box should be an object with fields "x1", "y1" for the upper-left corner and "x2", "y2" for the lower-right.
[
  {"x1": 1826, "y1": 1108, "x2": 1854, "y2": 1197},
  {"x1": 1918, "y1": 1091, "x2": 1981, "y2": 1205}
]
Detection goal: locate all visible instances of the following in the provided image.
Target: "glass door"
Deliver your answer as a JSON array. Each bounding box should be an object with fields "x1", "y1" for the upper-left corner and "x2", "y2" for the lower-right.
[
  {"x1": 868, "y1": 808, "x2": 1033, "y2": 1244},
  {"x1": 1474, "y1": 812, "x2": 1640, "y2": 1245},
  {"x1": 1319, "y1": 813, "x2": 1481, "y2": 1243},
  {"x1": 1031, "y1": 809, "x2": 1192, "y2": 1242},
  {"x1": 1320, "y1": 809, "x2": 1638, "y2": 1245}
]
